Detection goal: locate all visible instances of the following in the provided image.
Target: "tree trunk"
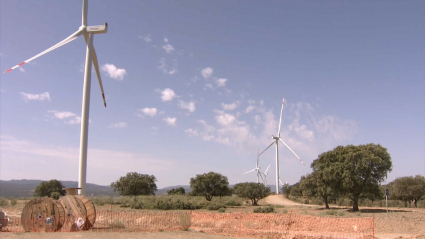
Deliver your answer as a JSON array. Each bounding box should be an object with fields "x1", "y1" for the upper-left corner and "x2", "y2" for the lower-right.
[
  {"x1": 404, "y1": 200, "x2": 407, "y2": 207},
  {"x1": 323, "y1": 196, "x2": 330, "y2": 209},
  {"x1": 206, "y1": 195, "x2": 212, "y2": 201},
  {"x1": 414, "y1": 199, "x2": 417, "y2": 208},
  {"x1": 352, "y1": 195, "x2": 359, "y2": 211}
]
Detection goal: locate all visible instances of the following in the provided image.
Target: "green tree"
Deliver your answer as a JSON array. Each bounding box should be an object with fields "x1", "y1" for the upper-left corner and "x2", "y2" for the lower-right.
[
  {"x1": 312, "y1": 144, "x2": 392, "y2": 211},
  {"x1": 233, "y1": 182, "x2": 271, "y2": 205},
  {"x1": 288, "y1": 182, "x2": 302, "y2": 198},
  {"x1": 111, "y1": 172, "x2": 157, "y2": 196},
  {"x1": 189, "y1": 172, "x2": 231, "y2": 201},
  {"x1": 388, "y1": 175, "x2": 425, "y2": 207},
  {"x1": 282, "y1": 183, "x2": 291, "y2": 198},
  {"x1": 34, "y1": 179, "x2": 65, "y2": 198},
  {"x1": 299, "y1": 173, "x2": 333, "y2": 209},
  {"x1": 167, "y1": 187, "x2": 186, "y2": 195}
]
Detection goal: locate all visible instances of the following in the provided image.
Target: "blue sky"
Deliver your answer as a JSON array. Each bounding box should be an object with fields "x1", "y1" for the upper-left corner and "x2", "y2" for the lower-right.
[{"x1": 1, "y1": 0, "x2": 424, "y2": 188}]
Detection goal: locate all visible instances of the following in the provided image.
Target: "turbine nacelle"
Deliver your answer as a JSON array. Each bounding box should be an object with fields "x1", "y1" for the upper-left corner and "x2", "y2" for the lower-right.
[{"x1": 86, "y1": 23, "x2": 108, "y2": 34}]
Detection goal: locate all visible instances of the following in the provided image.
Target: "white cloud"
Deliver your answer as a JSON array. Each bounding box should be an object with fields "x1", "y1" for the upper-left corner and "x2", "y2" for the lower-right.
[
  {"x1": 101, "y1": 63, "x2": 127, "y2": 81},
  {"x1": 139, "y1": 108, "x2": 158, "y2": 117},
  {"x1": 108, "y1": 122, "x2": 127, "y2": 128},
  {"x1": 164, "y1": 117, "x2": 177, "y2": 126},
  {"x1": 215, "y1": 112, "x2": 237, "y2": 126},
  {"x1": 168, "y1": 68, "x2": 177, "y2": 75},
  {"x1": 185, "y1": 128, "x2": 198, "y2": 136},
  {"x1": 245, "y1": 105, "x2": 256, "y2": 113},
  {"x1": 21, "y1": 92, "x2": 50, "y2": 102},
  {"x1": 162, "y1": 44, "x2": 175, "y2": 53},
  {"x1": 178, "y1": 100, "x2": 196, "y2": 112},
  {"x1": 221, "y1": 102, "x2": 239, "y2": 111},
  {"x1": 313, "y1": 116, "x2": 357, "y2": 141},
  {"x1": 157, "y1": 58, "x2": 178, "y2": 75},
  {"x1": 47, "y1": 110, "x2": 81, "y2": 125},
  {"x1": 164, "y1": 38, "x2": 169, "y2": 43},
  {"x1": 160, "y1": 88, "x2": 176, "y2": 102},
  {"x1": 19, "y1": 67, "x2": 26, "y2": 72},
  {"x1": 139, "y1": 34, "x2": 152, "y2": 42},
  {"x1": 216, "y1": 78, "x2": 227, "y2": 87},
  {"x1": 205, "y1": 84, "x2": 213, "y2": 90},
  {"x1": 201, "y1": 67, "x2": 213, "y2": 79}
]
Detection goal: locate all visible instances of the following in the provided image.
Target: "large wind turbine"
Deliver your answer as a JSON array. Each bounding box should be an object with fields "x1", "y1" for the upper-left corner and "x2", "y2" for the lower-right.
[
  {"x1": 259, "y1": 98, "x2": 305, "y2": 194},
  {"x1": 4, "y1": 0, "x2": 108, "y2": 195}
]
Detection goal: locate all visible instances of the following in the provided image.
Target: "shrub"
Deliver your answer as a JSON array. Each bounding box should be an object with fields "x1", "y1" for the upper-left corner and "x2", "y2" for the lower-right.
[
  {"x1": 50, "y1": 192, "x2": 61, "y2": 200},
  {"x1": 207, "y1": 203, "x2": 225, "y2": 211},
  {"x1": 0, "y1": 197, "x2": 8, "y2": 206},
  {"x1": 10, "y1": 198, "x2": 18, "y2": 206},
  {"x1": 218, "y1": 208, "x2": 226, "y2": 213},
  {"x1": 253, "y1": 206, "x2": 275, "y2": 213}
]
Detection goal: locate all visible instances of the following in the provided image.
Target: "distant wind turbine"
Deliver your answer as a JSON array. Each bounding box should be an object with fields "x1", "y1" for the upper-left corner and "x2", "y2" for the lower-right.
[
  {"x1": 243, "y1": 149, "x2": 264, "y2": 183},
  {"x1": 260, "y1": 163, "x2": 271, "y2": 186},
  {"x1": 259, "y1": 98, "x2": 305, "y2": 194},
  {"x1": 4, "y1": 0, "x2": 108, "y2": 195}
]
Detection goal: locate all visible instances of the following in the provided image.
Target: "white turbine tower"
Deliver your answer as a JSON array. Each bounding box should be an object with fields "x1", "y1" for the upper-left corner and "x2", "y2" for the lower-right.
[
  {"x1": 4, "y1": 0, "x2": 108, "y2": 195},
  {"x1": 259, "y1": 98, "x2": 305, "y2": 194},
  {"x1": 243, "y1": 149, "x2": 263, "y2": 183}
]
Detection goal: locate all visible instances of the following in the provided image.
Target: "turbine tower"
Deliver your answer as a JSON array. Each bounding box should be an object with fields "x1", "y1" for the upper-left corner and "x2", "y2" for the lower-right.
[
  {"x1": 259, "y1": 98, "x2": 305, "y2": 194},
  {"x1": 4, "y1": 0, "x2": 108, "y2": 195}
]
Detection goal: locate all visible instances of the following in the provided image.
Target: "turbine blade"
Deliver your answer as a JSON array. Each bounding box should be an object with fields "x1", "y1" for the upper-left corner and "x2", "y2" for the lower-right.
[
  {"x1": 259, "y1": 141, "x2": 275, "y2": 156},
  {"x1": 279, "y1": 179, "x2": 284, "y2": 186},
  {"x1": 243, "y1": 169, "x2": 256, "y2": 174},
  {"x1": 279, "y1": 138, "x2": 305, "y2": 165},
  {"x1": 265, "y1": 163, "x2": 271, "y2": 174},
  {"x1": 277, "y1": 98, "x2": 285, "y2": 136},
  {"x1": 256, "y1": 148, "x2": 259, "y2": 167},
  {"x1": 4, "y1": 30, "x2": 83, "y2": 73},
  {"x1": 258, "y1": 172, "x2": 264, "y2": 183},
  {"x1": 84, "y1": 34, "x2": 107, "y2": 107}
]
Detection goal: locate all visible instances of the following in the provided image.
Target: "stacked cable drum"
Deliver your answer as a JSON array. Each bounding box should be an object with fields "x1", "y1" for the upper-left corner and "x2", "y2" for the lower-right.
[{"x1": 21, "y1": 198, "x2": 65, "y2": 232}]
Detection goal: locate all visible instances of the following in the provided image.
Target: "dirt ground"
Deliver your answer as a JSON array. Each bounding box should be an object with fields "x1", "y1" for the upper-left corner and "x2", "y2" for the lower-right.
[{"x1": 1, "y1": 196, "x2": 424, "y2": 239}]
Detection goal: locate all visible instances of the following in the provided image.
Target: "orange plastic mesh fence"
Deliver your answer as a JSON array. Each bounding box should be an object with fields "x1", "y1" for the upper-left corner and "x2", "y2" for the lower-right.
[{"x1": 1, "y1": 210, "x2": 374, "y2": 238}]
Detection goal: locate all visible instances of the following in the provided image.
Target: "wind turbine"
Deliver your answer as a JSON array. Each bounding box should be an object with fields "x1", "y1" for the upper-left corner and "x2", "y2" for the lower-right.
[
  {"x1": 259, "y1": 98, "x2": 305, "y2": 194},
  {"x1": 4, "y1": 0, "x2": 108, "y2": 195},
  {"x1": 260, "y1": 163, "x2": 271, "y2": 186},
  {"x1": 242, "y1": 149, "x2": 263, "y2": 183}
]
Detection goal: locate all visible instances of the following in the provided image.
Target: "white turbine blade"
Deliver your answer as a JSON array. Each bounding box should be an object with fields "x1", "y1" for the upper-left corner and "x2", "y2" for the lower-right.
[
  {"x1": 256, "y1": 148, "x2": 259, "y2": 168},
  {"x1": 4, "y1": 30, "x2": 83, "y2": 73},
  {"x1": 279, "y1": 179, "x2": 284, "y2": 186},
  {"x1": 84, "y1": 34, "x2": 107, "y2": 107},
  {"x1": 243, "y1": 169, "x2": 256, "y2": 174},
  {"x1": 279, "y1": 138, "x2": 305, "y2": 166},
  {"x1": 259, "y1": 141, "x2": 276, "y2": 156},
  {"x1": 277, "y1": 98, "x2": 285, "y2": 136},
  {"x1": 265, "y1": 163, "x2": 271, "y2": 174}
]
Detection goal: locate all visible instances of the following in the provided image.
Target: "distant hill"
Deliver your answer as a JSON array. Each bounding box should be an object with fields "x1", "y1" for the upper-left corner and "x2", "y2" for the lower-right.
[
  {"x1": 0, "y1": 180, "x2": 118, "y2": 198},
  {"x1": 0, "y1": 180, "x2": 279, "y2": 198}
]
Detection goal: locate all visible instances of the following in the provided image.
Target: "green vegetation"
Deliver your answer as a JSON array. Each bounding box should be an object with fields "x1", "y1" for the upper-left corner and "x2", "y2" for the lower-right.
[
  {"x1": 90, "y1": 195, "x2": 243, "y2": 210},
  {"x1": 233, "y1": 182, "x2": 271, "y2": 205},
  {"x1": 10, "y1": 198, "x2": 17, "y2": 206},
  {"x1": 253, "y1": 206, "x2": 274, "y2": 213},
  {"x1": 189, "y1": 172, "x2": 231, "y2": 201},
  {"x1": 111, "y1": 172, "x2": 157, "y2": 196},
  {"x1": 0, "y1": 197, "x2": 8, "y2": 206},
  {"x1": 296, "y1": 144, "x2": 392, "y2": 211},
  {"x1": 34, "y1": 179, "x2": 65, "y2": 198},
  {"x1": 167, "y1": 187, "x2": 185, "y2": 195},
  {"x1": 387, "y1": 175, "x2": 425, "y2": 207}
]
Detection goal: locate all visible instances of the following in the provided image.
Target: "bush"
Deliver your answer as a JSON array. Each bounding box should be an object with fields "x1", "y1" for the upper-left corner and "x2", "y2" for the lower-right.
[
  {"x1": 0, "y1": 197, "x2": 8, "y2": 206},
  {"x1": 218, "y1": 208, "x2": 225, "y2": 213},
  {"x1": 50, "y1": 192, "x2": 61, "y2": 200},
  {"x1": 253, "y1": 206, "x2": 275, "y2": 213},
  {"x1": 10, "y1": 198, "x2": 17, "y2": 206},
  {"x1": 207, "y1": 203, "x2": 225, "y2": 211}
]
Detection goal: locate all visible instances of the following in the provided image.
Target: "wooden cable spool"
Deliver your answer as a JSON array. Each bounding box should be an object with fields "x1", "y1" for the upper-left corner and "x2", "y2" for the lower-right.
[
  {"x1": 76, "y1": 195, "x2": 96, "y2": 229},
  {"x1": 58, "y1": 195, "x2": 88, "y2": 231},
  {"x1": 21, "y1": 197, "x2": 65, "y2": 232}
]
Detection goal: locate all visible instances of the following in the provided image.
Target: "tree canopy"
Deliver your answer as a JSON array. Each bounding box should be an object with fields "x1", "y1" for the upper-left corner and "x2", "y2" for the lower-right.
[
  {"x1": 311, "y1": 144, "x2": 392, "y2": 211},
  {"x1": 299, "y1": 173, "x2": 334, "y2": 209},
  {"x1": 388, "y1": 175, "x2": 425, "y2": 207},
  {"x1": 167, "y1": 187, "x2": 186, "y2": 195},
  {"x1": 233, "y1": 182, "x2": 271, "y2": 205},
  {"x1": 111, "y1": 172, "x2": 157, "y2": 196},
  {"x1": 189, "y1": 172, "x2": 231, "y2": 201},
  {"x1": 34, "y1": 179, "x2": 65, "y2": 198}
]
